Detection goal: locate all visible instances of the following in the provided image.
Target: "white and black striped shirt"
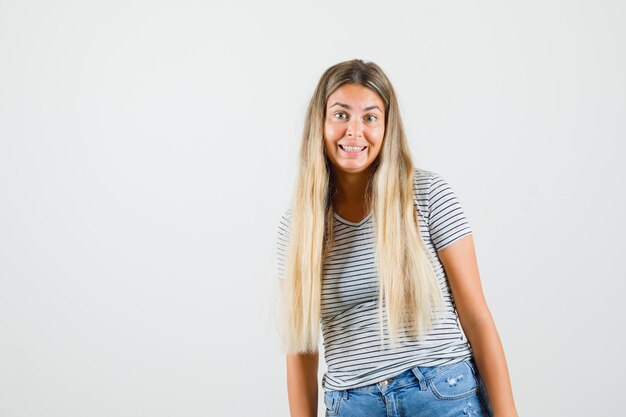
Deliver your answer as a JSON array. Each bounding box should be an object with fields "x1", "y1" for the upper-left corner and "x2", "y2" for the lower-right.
[{"x1": 276, "y1": 168, "x2": 474, "y2": 391}]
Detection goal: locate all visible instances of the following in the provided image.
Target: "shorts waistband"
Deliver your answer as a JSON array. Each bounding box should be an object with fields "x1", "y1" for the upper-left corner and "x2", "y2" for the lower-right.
[{"x1": 336, "y1": 358, "x2": 474, "y2": 395}]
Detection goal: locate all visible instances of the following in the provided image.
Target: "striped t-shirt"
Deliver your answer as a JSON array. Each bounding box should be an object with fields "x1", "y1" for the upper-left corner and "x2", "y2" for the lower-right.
[{"x1": 275, "y1": 168, "x2": 474, "y2": 391}]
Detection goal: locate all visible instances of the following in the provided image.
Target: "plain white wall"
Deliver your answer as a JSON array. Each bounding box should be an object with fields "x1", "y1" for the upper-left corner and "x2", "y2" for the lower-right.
[{"x1": 1, "y1": 1, "x2": 624, "y2": 416}]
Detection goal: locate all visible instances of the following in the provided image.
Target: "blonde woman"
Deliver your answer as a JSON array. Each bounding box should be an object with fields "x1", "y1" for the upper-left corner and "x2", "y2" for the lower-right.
[{"x1": 275, "y1": 59, "x2": 518, "y2": 417}]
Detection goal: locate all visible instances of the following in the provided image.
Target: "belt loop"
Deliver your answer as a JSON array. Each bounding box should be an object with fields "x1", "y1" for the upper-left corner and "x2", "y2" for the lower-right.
[
  {"x1": 342, "y1": 390, "x2": 349, "y2": 400},
  {"x1": 410, "y1": 366, "x2": 428, "y2": 391}
]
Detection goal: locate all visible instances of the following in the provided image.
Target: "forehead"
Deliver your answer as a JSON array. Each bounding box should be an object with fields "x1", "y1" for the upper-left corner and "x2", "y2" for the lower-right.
[{"x1": 326, "y1": 84, "x2": 384, "y2": 108}]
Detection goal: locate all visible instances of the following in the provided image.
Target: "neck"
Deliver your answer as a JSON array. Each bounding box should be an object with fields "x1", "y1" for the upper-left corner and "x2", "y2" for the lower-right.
[{"x1": 331, "y1": 168, "x2": 372, "y2": 209}]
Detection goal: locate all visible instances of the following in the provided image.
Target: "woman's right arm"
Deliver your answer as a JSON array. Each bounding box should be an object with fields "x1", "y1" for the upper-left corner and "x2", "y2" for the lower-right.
[{"x1": 286, "y1": 352, "x2": 319, "y2": 417}]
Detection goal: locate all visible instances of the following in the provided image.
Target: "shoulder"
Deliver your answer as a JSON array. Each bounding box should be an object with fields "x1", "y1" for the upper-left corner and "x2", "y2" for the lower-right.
[
  {"x1": 412, "y1": 167, "x2": 441, "y2": 202},
  {"x1": 280, "y1": 207, "x2": 293, "y2": 222},
  {"x1": 412, "y1": 168, "x2": 469, "y2": 223},
  {"x1": 275, "y1": 208, "x2": 293, "y2": 257},
  {"x1": 281, "y1": 207, "x2": 293, "y2": 222},
  {"x1": 413, "y1": 167, "x2": 438, "y2": 186},
  {"x1": 413, "y1": 168, "x2": 463, "y2": 201},
  {"x1": 277, "y1": 208, "x2": 293, "y2": 237}
]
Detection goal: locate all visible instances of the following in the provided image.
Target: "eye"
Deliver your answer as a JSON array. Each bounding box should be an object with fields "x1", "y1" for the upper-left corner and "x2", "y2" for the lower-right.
[
  {"x1": 333, "y1": 112, "x2": 348, "y2": 120},
  {"x1": 366, "y1": 114, "x2": 377, "y2": 123}
]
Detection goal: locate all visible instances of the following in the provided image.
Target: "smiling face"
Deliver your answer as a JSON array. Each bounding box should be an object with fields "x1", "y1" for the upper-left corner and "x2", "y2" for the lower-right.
[{"x1": 324, "y1": 83, "x2": 386, "y2": 176}]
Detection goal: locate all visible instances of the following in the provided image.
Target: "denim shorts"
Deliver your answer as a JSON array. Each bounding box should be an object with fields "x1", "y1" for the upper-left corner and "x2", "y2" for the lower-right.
[{"x1": 323, "y1": 358, "x2": 494, "y2": 417}]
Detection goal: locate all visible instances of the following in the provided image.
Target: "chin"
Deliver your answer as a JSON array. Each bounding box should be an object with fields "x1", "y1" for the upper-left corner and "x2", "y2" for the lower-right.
[{"x1": 337, "y1": 164, "x2": 371, "y2": 174}]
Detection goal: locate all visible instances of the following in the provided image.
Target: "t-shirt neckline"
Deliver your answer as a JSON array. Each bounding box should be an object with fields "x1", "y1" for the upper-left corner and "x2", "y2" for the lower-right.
[{"x1": 333, "y1": 211, "x2": 373, "y2": 227}]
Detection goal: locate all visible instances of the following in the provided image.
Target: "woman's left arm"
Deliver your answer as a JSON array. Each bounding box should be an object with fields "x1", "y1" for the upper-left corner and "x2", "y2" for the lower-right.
[{"x1": 437, "y1": 234, "x2": 519, "y2": 417}]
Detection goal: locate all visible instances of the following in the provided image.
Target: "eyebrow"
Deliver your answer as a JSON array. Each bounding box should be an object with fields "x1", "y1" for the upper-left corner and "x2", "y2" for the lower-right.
[{"x1": 329, "y1": 102, "x2": 382, "y2": 112}]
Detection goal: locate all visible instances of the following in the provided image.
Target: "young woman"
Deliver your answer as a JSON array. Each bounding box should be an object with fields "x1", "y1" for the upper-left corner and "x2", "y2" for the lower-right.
[{"x1": 275, "y1": 59, "x2": 518, "y2": 417}]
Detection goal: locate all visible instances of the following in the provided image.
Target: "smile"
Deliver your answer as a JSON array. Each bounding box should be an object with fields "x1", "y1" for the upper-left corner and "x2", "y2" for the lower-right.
[{"x1": 339, "y1": 145, "x2": 367, "y2": 153}]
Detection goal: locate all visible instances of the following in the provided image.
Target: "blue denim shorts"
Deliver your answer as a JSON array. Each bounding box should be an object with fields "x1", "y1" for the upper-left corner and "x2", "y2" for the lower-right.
[{"x1": 323, "y1": 358, "x2": 494, "y2": 417}]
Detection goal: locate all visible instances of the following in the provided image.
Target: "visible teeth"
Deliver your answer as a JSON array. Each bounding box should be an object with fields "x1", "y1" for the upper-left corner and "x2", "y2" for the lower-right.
[{"x1": 341, "y1": 145, "x2": 366, "y2": 152}]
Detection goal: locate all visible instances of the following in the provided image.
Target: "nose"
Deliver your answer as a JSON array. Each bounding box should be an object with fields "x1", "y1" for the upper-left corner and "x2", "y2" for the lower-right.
[{"x1": 346, "y1": 118, "x2": 363, "y2": 137}]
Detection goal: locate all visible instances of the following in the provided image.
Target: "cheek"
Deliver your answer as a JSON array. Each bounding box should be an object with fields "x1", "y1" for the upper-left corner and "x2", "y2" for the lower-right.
[
  {"x1": 325, "y1": 123, "x2": 343, "y2": 141},
  {"x1": 376, "y1": 126, "x2": 385, "y2": 143},
  {"x1": 323, "y1": 130, "x2": 335, "y2": 153},
  {"x1": 368, "y1": 126, "x2": 385, "y2": 144}
]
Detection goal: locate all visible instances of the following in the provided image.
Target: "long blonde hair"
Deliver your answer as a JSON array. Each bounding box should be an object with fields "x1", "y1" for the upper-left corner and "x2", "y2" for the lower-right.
[{"x1": 280, "y1": 59, "x2": 444, "y2": 353}]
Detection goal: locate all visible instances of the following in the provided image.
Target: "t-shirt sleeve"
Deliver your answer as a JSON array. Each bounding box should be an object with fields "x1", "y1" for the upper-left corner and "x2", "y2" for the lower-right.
[
  {"x1": 275, "y1": 209, "x2": 292, "y2": 280},
  {"x1": 427, "y1": 173, "x2": 473, "y2": 251}
]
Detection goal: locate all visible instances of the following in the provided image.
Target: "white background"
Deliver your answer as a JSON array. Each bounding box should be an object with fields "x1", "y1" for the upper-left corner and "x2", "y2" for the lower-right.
[{"x1": 1, "y1": 1, "x2": 624, "y2": 416}]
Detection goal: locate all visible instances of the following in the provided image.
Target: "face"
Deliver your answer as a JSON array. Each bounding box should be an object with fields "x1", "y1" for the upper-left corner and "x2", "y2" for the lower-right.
[{"x1": 324, "y1": 83, "x2": 386, "y2": 176}]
